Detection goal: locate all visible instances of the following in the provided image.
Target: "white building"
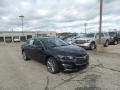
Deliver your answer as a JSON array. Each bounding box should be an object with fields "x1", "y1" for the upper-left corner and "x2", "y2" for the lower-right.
[{"x1": 0, "y1": 31, "x2": 56, "y2": 42}]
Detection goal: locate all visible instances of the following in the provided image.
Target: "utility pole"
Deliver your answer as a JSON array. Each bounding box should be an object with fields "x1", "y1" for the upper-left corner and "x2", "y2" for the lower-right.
[
  {"x1": 84, "y1": 23, "x2": 87, "y2": 35},
  {"x1": 99, "y1": 0, "x2": 103, "y2": 44},
  {"x1": 12, "y1": 28, "x2": 14, "y2": 42},
  {"x1": 96, "y1": 0, "x2": 104, "y2": 52},
  {"x1": 19, "y1": 15, "x2": 24, "y2": 35}
]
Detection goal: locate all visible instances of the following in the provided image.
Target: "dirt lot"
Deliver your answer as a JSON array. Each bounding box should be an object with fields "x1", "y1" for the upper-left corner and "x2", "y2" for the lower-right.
[{"x1": 0, "y1": 43, "x2": 120, "y2": 90}]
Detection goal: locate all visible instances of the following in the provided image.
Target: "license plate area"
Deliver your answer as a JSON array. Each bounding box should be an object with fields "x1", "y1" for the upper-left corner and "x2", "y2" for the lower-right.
[{"x1": 75, "y1": 57, "x2": 87, "y2": 65}]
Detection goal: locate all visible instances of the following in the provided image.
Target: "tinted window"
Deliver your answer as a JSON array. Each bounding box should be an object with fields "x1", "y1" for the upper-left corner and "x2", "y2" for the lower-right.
[
  {"x1": 109, "y1": 32, "x2": 116, "y2": 36},
  {"x1": 40, "y1": 38, "x2": 68, "y2": 47},
  {"x1": 96, "y1": 33, "x2": 104, "y2": 37},
  {"x1": 33, "y1": 39, "x2": 42, "y2": 46},
  {"x1": 28, "y1": 39, "x2": 34, "y2": 45},
  {"x1": 104, "y1": 33, "x2": 109, "y2": 37},
  {"x1": 86, "y1": 33, "x2": 95, "y2": 38},
  {"x1": 117, "y1": 32, "x2": 120, "y2": 37}
]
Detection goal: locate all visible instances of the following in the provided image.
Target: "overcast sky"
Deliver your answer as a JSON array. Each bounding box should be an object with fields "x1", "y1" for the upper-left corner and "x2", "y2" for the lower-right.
[{"x1": 0, "y1": 0, "x2": 120, "y2": 33}]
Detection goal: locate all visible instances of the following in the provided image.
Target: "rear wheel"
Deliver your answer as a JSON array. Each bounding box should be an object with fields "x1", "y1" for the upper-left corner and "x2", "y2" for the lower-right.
[
  {"x1": 22, "y1": 51, "x2": 30, "y2": 61},
  {"x1": 46, "y1": 57, "x2": 59, "y2": 74}
]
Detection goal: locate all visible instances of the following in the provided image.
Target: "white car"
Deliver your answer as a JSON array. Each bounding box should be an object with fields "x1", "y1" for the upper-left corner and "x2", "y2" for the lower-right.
[
  {"x1": 13, "y1": 37, "x2": 20, "y2": 42},
  {"x1": 74, "y1": 32, "x2": 110, "y2": 50}
]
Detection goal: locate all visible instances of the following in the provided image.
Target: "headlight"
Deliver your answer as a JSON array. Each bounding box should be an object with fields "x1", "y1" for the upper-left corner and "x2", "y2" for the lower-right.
[
  {"x1": 110, "y1": 37, "x2": 114, "y2": 39},
  {"x1": 58, "y1": 55, "x2": 74, "y2": 61},
  {"x1": 86, "y1": 40, "x2": 90, "y2": 43}
]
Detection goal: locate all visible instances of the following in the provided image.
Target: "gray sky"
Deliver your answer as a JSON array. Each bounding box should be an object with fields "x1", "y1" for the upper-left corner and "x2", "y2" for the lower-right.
[{"x1": 0, "y1": 0, "x2": 120, "y2": 33}]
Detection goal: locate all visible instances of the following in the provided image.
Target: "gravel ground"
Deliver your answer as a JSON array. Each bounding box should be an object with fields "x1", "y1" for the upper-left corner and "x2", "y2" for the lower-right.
[{"x1": 0, "y1": 43, "x2": 120, "y2": 90}]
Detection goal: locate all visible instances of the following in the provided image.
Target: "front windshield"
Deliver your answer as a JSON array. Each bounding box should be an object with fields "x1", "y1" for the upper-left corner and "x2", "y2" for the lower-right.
[
  {"x1": 59, "y1": 36, "x2": 64, "y2": 40},
  {"x1": 75, "y1": 34, "x2": 86, "y2": 39},
  {"x1": 40, "y1": 38, "x2": 68, "y2": 47},
  {"x1": 109, "y1": 32, "x2": 116, "y2": 36},
  {"x1": 86, "y1": 33, "x2": 95, "y2": 38}
]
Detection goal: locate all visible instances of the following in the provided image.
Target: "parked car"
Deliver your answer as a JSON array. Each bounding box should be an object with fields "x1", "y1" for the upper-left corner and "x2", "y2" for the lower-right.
[
  {"x1": 13, "y1": 36, "x2": 20, "y2": 42},
  {"x1": 21, "y1": 37, "x2": 89, "y2": 74},
  {"x1": 108, "y1": 31, "x2": 120, "y2": 45},
  {"x1": 59, "y1": 33, "x2": 77, "y2": 44},
  {"x1": 5, "y1": 38, "x2": 12, "y2": 43},
  {"x1": 60, "y1": 34, "x2": 85, "y2": 45},
  {"x1": 73, "y1": 32, "x2": 110, "y2": 50},
  {"x1": 63, "y1": 36, "x2": 77, "y2": 44}
]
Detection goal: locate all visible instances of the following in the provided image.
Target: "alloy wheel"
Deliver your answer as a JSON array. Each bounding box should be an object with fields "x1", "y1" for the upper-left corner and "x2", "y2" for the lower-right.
[
  {"x1": 90, "y1": 43, "x2": 95, "y2": 50},
  {"x1": 22, "y1": 51, "x2": 26, "y2": 60},
  {"x1": 105, "y1": 41, "x2": 109, "y2": 47},
  {"x1": 114, "y1": 41, "x2": 118, "y2": 45},
  {"x1": 47, "y1": 58, "x2": 55, "y2": 73}
]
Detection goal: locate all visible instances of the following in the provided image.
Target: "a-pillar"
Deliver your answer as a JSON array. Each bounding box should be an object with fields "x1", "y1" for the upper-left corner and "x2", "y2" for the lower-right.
[
  {"x1": 12, "y1": 36, "x2": 14, "y2": 42},
  {"x1": 3, "y1": 36, "x2": 5, "y2": 42}
]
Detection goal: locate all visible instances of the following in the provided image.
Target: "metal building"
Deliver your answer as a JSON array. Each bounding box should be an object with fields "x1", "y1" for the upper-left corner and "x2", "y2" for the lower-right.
[{"x1": 0, "y1": 31, "x2": 56, "y2": 42}]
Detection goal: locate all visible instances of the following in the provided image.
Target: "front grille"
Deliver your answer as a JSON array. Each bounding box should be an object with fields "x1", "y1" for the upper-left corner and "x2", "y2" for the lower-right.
[
  {"x1": 75, "y1": 55, "x2": 88, "y2": 65},
  {"x1": 75, "y1": 59, "x2": 86, "y2": 64},
  {"x1": 74, "y1": 40, "x2": 86, "y2": 44}
]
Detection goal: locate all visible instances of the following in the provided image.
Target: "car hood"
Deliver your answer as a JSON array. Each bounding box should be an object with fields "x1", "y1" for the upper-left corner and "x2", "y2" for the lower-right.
[
  {"x1": 75, "y1": 37, "x2": 92, "y2": 41},
  {"x1": 48, "y1": 45, "x2": 87, "y2": 57}
]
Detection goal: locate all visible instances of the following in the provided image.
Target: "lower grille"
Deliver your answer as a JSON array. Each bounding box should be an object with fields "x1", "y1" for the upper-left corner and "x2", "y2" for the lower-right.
[
  {"x1": 75, "y1": 55, "x2": 88, "y2": 65},
  {"x1": 74, "y1": 40, "x2": 86, "y2": 44},
  {"x1": 75, "y1": 59, "x2": 86, "y2": 64}
]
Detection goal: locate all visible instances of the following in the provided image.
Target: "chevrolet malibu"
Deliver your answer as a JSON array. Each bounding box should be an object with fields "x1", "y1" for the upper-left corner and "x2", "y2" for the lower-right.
[{"x1": 21, "y1": 37, "x2": 89, "y2": 74}]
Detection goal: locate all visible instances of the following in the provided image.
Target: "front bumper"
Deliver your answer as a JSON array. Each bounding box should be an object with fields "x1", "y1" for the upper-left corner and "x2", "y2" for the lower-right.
[
  {"x1": 58, "y1": 55, "x2": 89, "y2": 71},
  {"x1": 76, "y1": 43, "x2": 91, "y2": 49}
]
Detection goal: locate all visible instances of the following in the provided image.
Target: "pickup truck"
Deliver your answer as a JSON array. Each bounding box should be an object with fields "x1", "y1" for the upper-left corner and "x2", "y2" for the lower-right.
[
  {"x1": 108, "y1": 31, "x2": 120, "y2": 45},
  {"x1": 73, "y1": 32, "x2": 110, "y2": 50}
]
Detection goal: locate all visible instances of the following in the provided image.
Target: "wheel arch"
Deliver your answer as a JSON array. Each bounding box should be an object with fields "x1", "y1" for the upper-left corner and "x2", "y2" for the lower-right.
[{"x1": 45, "y1": 55, "x2": 55, "y2": 65}]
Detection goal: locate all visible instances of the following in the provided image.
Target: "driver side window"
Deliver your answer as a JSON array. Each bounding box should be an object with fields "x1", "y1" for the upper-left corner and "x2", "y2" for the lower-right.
[
  {"x1": 28, "y1": 39, "x2": 34, "y2": 46},
  {"x1": 33, "y1": 39, "x2": 42, "y2": 47}
]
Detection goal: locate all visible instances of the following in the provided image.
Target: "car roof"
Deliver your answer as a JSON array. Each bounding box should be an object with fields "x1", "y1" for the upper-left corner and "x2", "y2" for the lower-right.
[
  {"x1": 108, "y1": 31, "x2": 117, "y2": 33},
  {"x1": 33, "y1": 37, "x2": 56, "y2": 40}
]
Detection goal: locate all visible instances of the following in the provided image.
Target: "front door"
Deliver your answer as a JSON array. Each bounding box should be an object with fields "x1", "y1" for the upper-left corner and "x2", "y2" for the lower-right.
[{"x1": 31, "y1": 39, "x2": 46, "y2": 62}]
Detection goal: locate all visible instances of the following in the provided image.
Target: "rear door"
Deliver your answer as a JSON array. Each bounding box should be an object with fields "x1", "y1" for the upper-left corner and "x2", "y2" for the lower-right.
[{"x1": 31, "y1": 39, "x2": 46, "y2": 62}]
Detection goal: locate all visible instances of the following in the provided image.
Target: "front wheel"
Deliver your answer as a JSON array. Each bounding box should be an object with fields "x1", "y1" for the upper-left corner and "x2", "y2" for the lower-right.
[
  {"x1": 114, "y1": 40, "x2": 118, "y2": 45},
  {"x1": 90, "y1": 43, "x2": 96, "y2": 50},
  {"x1": 22, "y1": 51, "x2": 30, "y2": 61},
  {"x1": 104, "y1": 41, "x2": 109, "y2": 47},
  {"x1": 46, "y1": 57, "x2": 60, "y2": 74}
]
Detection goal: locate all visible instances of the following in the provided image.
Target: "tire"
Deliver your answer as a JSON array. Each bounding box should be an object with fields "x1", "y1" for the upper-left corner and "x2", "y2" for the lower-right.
[
  {"x1": 46, "y1": 57, "x2": 60, "y2": 74},
  {"x1": 90, "y1": 43, "x2": 95, "y2": 50},
  {"x1": 104, "y1": 40, "x2": 109, "y2": 47},
  {"x1": 114, "y1": 40, "x2": 118, "y2": 45},
  {"x1": 22, "y1": 51, "x2": 30, "y2": 61}
]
